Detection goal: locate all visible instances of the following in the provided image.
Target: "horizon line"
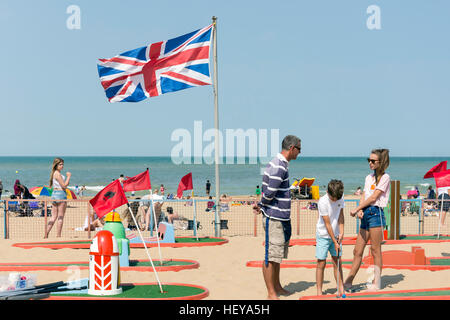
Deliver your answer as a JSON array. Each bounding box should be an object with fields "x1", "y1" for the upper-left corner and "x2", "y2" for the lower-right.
[{"x1": 0, "y1": 155, "x2": 448, "y2": 158}]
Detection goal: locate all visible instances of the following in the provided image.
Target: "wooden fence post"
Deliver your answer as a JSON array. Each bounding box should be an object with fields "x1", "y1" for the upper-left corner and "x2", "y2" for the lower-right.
[{"x1": 390, "y1": 180, "x2": 400, "y2": 240}]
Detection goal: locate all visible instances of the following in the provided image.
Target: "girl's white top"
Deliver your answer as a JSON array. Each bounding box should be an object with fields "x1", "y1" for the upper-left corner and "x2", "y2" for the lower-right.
[{"x1": 363, "y1": 173, "x2": 390, "y2": 208}]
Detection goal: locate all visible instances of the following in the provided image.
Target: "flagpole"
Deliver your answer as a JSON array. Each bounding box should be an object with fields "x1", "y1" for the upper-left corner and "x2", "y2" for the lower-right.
[
  {"x1": 212, "y1": 16, "x2": 221, "y2": 238},
  {"x1": 127, "y1": 204, "x2": 164, "y2": 293}
]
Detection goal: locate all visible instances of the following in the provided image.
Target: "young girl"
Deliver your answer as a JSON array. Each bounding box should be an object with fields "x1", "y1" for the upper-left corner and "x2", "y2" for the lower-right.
[
  {"x1": 344, "y1": 149, "x2": 390, "y2": 291},
  {"x1": 45, "y1": 158, "x2": 71, "y2": 238}
]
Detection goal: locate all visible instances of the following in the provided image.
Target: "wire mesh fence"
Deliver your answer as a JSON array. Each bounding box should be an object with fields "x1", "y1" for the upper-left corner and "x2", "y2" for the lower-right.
[{"x1": 2, "y1": 197, "x2": 447, "y2": 240}]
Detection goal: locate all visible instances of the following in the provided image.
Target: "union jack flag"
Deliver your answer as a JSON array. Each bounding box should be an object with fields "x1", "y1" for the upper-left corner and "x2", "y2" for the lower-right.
[{"x1": 97, "y1": 24, "x2": 213, "y2": 103}]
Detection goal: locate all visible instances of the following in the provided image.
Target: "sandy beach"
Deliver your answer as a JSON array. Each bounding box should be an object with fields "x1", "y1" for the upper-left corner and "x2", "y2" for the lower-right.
[{"x1": 0, "y1": 236, "x2": 450, "y2": 300}]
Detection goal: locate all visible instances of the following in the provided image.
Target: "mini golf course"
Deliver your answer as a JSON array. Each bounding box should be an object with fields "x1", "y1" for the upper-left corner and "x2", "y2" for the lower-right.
[{"x1": 13, "y1": 236, "x2": 228, "y2": 249}]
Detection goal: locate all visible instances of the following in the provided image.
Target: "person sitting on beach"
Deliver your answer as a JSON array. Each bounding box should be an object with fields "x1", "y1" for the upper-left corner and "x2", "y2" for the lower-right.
[
  {"x1": 20, "y1": 184, "x2": 35, "y2": 200},
  {"x1": 315, "y1": 179, "x2": 345, "y2": 296},
  {"x1": 165, "y1": 206, "x2": 187, "y2": 224},
  {"x1": 205, "y1": 196, "x2": 215, "y2": 212},
  {"x1": 80, "y1": 208, "x2": 105, "y2": 231},
  {"x1": 184, "y1": 195, "x2": 193, "y2": 206},
  {"x1": 219, "y1": 194, "x2": 231, "y2": 212},
  {"x1": 354, "y1": 187, "x2": 362, "y2": 196},
  {"x1": 14, "y1": 180, "x2": 23, "y2": 199}
]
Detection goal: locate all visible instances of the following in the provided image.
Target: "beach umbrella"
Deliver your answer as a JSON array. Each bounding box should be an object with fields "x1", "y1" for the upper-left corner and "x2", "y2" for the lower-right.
[
  {"x1": 30, "y1": 186, "x2": 77, "y2": 199},
  {"x1": 30, "y1": 186, "x2": 53, "y2": 197},
  {"x1": 65, "y1": 189, "x2": 77, "y2": 200}
]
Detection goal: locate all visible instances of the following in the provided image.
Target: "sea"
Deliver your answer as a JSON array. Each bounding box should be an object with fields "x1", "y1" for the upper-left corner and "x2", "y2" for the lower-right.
[{"x1": 0, "y1": 156, "x2": 446, "y2": 198}]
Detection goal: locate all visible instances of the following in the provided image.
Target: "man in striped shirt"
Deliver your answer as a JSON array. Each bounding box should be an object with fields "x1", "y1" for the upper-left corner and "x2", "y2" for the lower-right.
[{"x1": 254, "y1": 135, "x2": 301, "y2": 300}]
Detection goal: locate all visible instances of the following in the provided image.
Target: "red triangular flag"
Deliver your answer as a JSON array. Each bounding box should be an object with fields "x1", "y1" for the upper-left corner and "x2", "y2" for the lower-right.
[
  {"x1": 434, "y1": 170, "x2": 450, "y2": 190},
  {"x1": 123, "y1": 169, "x2": 151, "y2": 192},
  {"x1": 89, "y1": 180, "x2": 128, "y2": 218},
  {"x1": 424, "y1": 161, "x2": 447, "y2": 179},
  {"x1": 177, "y1": 172, "x2": 193, "y2": 198}
]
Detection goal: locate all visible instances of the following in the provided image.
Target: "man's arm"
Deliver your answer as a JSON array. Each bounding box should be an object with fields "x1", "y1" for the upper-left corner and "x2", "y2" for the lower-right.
[{"x1": 260, "y1": 167, "x2": 285, "y2": 205}]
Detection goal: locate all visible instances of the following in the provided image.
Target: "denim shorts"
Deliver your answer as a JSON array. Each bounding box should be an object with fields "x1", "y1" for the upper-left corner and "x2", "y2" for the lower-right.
[
  {"x1": 315, "y1": 234, "x2": 342, "y2": 260},
  {"x1": 360, "y1": 206, "x2": 386, "y2": 230},
  {"x1": 438, "y1": 193, "x2": 450, "y2": 212},
  {"x1": 51, "y1": 190, "x2": 67, "y2": 201}
]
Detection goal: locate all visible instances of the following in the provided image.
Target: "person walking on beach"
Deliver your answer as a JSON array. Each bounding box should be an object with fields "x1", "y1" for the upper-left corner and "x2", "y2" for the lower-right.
[
  {"x1": 344, "y1": 149, "x2": 390, "y2": 292},
  {"x1": 437, "y1": 182, "x2": 450, "y2": 232},
  {"x1": 315, "y1": 180, "x2": 345, "y2": 296},
  {"x1": 253, "y1": 135, "x2": 301, "y2": 300},
  {"x1": 206, "y1": 180, "x2": 211, "y2": 196},
  {"x1": 0, "y1": 179, "x2": 3, "y2": 199},
  {"x1": 45, "y1": 157, "x2": 71, "y2": 238}
]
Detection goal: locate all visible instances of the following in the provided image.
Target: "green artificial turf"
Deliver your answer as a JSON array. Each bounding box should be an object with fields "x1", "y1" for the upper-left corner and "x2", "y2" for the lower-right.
[{"x1": 52, "y1": 284, "x2": 205, "y2": 299}]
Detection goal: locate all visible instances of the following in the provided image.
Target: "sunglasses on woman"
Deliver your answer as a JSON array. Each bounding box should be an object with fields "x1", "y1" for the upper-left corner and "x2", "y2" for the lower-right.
[{"x1": 367, "y1": 158, "x2": 379, "y2": 164}]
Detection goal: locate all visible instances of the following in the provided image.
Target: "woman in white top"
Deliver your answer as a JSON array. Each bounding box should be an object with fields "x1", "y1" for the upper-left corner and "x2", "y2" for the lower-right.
[
  {"x1": 45, "y1": 157, "x2": 71, "y2": 238},
  {"x1": 437, "y1": 185, "x2": 450, "y2": 229},
  {"x1": 344, "y1": 149, "x2": 390, "y2": 292}
]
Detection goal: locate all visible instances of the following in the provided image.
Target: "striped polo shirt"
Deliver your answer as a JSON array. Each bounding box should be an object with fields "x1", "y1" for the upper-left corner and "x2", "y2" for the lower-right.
[{"x1": 259, "y1": 153, "x2": 291, "y2": 221}]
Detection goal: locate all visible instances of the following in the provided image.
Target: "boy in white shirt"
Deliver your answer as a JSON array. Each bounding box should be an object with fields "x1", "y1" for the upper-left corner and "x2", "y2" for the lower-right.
[{"x1": 315, "y1": 179, "x2": 345, "y2": 296}]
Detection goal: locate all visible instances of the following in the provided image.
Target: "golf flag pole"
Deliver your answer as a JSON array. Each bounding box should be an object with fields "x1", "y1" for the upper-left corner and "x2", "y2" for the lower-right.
[
  {"x1": 193, "y1": 198, "x2": 199, "y2": 241},
  {"x1": 438, "y1": 195, "x2": 444, "y2": 240},
  {"x1": 141, "y1": 168, "x2": 164, "y2": 266},
  {"x1": 127, "y1": 204, "x2": 164, "y2": 293},
  {"x1": 149, "y1": 187, "x2": 164, "y2": 266},
  {"x1": 212, "y1": 16, "x2": 221, "y2": 238}
]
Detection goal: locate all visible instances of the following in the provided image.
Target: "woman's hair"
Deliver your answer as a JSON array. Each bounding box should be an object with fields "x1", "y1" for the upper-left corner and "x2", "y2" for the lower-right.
[
  {"x1": 371, "y1": 149, "x2": 390, "y2": 185},
  {"x1": 49, "y1": 157, "x2": 64, "y2": 187}
]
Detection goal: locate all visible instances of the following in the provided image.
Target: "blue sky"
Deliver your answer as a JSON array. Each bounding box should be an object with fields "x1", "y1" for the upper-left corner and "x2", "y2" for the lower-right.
[{"x1": 1, "y1": 0, "x2": 449, "y2": 157}]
